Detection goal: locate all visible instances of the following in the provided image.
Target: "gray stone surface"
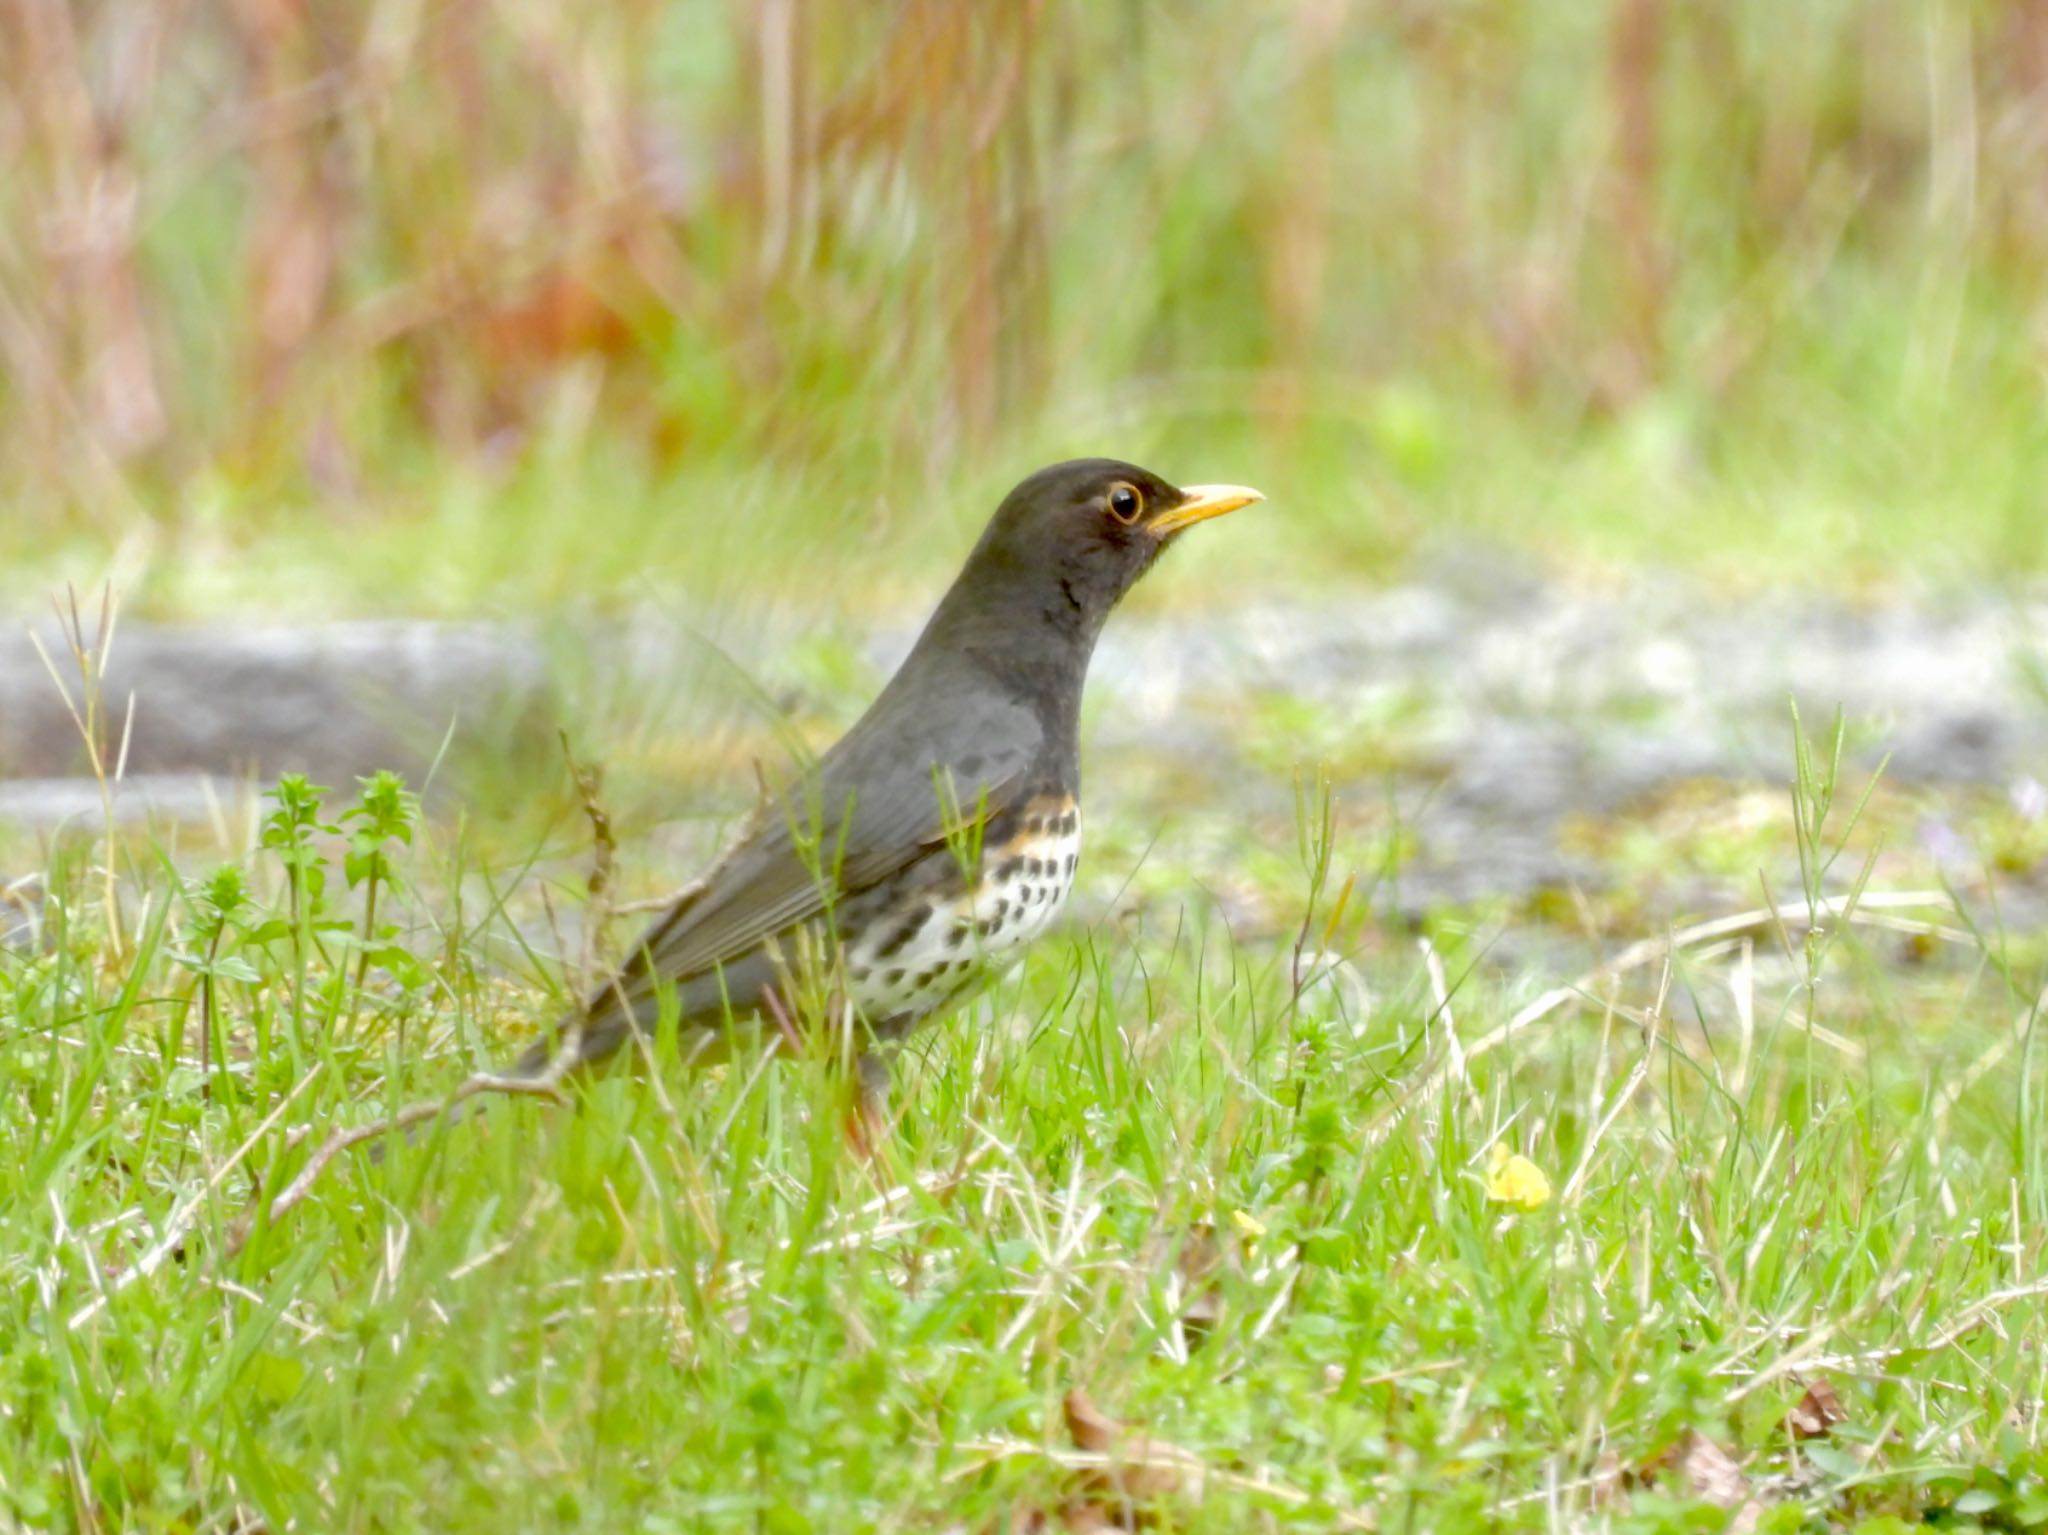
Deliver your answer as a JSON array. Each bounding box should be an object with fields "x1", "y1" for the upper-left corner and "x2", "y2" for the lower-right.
[
  {"x1": 1071, "y1": 579, "x2": 2048, "y2": 906},
  {"x1": 4, "y1": 578, "x2": 2045, "y2": 911},
  {"x1": 0, "y1": 620, "x2": 549, "y2": 782},
  {"x1": 0, "y1": 773, "x2": 241, "y2": 828}
]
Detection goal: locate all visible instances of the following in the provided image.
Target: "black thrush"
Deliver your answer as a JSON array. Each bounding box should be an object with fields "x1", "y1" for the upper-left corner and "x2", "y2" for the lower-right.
[{"x1": 517, "y1": 459, "x2": 1262, "y2": 1090}]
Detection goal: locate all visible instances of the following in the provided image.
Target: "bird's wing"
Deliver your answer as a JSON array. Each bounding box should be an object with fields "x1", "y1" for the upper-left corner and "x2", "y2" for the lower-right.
[
  {"x1": 553, "y1": 687, "x2": 1042, "y2": 1062},
  {"x1": 626, "y1": 756, "x2": 1027, "y2": 985}
]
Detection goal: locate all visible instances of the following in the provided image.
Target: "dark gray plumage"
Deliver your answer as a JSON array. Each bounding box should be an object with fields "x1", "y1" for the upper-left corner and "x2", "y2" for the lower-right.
[{"x1": 517, "y1": 458, "x2": 1263, "y2": 1080}]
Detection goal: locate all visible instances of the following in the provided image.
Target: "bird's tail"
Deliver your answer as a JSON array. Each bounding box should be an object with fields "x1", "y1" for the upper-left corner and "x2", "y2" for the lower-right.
[{"x1": 511, "y1": 974, "x2": 648, "y2": 1080}]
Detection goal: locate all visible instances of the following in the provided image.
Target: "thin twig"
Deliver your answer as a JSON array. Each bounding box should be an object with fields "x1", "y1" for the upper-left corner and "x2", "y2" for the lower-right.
[
  {"x1": 1353, "y1": 890, "x2": 1957, "y2": 1156},
  {"x1": 223, "y1": 1066, "x2": 572, "y2": 1256},
  {"x1": 609, "y1": 882, "x2": 707, "y2": 915},
  {"x1": 1923, "y1": 1276, "x2": 2048, "y2": 1352},
  {"x1": 1437, "y1": 890, "x2": 1957, "y2": 1084},
  {"x1": 559, "y1": 730, "x2": 615, "y2": 984}
]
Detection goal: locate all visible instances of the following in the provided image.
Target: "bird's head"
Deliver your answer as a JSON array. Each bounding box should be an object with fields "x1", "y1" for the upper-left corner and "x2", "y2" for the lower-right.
[{"x1": 948, "y1": 459, "x2": 1264, "y2": 643}]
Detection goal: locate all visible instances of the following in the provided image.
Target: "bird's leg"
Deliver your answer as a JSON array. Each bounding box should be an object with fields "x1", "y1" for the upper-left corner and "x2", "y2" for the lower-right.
[
  {"x1": 824, "y1": 992, "x2": 893, "y2": 1162},
  {"x1": 845, "y1": 1049, "x2": 895, "y2": 1163},
  {"x1": 762, "y1": 980, "x2": 893, "y2": 1162}
]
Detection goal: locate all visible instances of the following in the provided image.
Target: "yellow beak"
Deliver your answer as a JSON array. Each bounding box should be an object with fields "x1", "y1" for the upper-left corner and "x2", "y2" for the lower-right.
[{"x1": 1146, "y1": 483, "x2": 1265, "y2": 536}]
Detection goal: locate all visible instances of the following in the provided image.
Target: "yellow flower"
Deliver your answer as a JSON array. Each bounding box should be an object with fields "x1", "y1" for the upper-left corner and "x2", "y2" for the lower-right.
[
  {"x1": 1230, "y1": 1209, "x2": 1267, "y2": 1239},
  {"x1": 1485, "y1": 1143, "x2": 1552, "y2": 1209}
]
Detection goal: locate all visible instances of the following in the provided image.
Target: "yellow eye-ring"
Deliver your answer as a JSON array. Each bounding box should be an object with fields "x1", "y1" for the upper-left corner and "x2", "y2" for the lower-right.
[{"x1": 1107, "y1": 482, "x2": 1143, "y2": 523}]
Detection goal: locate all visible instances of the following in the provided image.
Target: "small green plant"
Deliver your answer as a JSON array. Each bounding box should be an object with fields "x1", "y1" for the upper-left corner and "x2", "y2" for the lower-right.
[
  {"x1": 342, "y1": 769, "x2": 424, "y2": 1004},
  {"x1": 169, "y1": 863, "x2": 256, "y2": 1088},
  {"x1": 247, "y1": 770, "x2": 429, "y2": 1034},
  {"x1": 257, "y1": 773, "x2": 347, "y2": 1035},
  {"x1": 1914, "y1": 1445, "x2": 2048, "y2": 1531},
  {"x1": 260, "y1": 773, "x2": 334, "y2": 931}
]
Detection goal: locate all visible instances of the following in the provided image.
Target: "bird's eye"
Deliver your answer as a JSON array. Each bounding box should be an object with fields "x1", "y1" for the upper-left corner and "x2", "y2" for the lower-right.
[{"x1": 1107, "y1": 483, "x2": 1143, "y2": 524}]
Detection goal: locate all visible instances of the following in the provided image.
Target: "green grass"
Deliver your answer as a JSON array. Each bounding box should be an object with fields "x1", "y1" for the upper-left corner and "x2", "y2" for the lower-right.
[
  {"x1": 4, "y1": 713, "x2": 2045, "y2": 1532},
  {"x1": 15, "y1": 298, "x2": 2048, "y2": 625},
  {"x1": 19, "y1": 246, "x2": 2047, "y2": 626},
  {"x1": 9, "y1": 7, "x2": 2048, "y2": 1524}
]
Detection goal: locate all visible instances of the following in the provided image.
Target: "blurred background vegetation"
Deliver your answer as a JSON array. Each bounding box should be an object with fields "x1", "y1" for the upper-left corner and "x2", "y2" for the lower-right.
[{"x1": 3, "y1": 0, "x2": 2046, "y2": 617}]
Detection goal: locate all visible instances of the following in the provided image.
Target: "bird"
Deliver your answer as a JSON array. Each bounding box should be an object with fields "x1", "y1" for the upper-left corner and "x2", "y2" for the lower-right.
[{"x1": 514, "y1": 459, "x2": 1262, "y2": 1101}]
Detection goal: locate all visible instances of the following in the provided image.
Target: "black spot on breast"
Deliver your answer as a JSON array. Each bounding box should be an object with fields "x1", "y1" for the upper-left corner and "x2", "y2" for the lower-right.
[
  {"x1": 948, "y1": 920, "x2": 972, "y2": 948},
  {"x1": 883, "y1": 968, "x2": 904, "y2": 987},
  {"x1": 1059, "y1": 809, "x2": 1078, "y2": 835},
  {"x1": 1016, "y1": 885, "x2": 1034, "y2": 904},
  {"x1": 1064, "y1": 853, "x2": 1077, "y2": 877},
  {"x1": 996, "y1": 855, "x2": 1025, "y2": 881},
  {"x1": 874, "y1": 906, "x2": 928, "y2": 959}
]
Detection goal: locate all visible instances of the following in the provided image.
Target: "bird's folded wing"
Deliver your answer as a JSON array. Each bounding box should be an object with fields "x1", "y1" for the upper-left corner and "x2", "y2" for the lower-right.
[
  {"x1": 628, "y1": 766, "x2": 1022, "y2": 985},
  {"x1": 576, "y1": 724, "x2": 1036, "y2": 1038},
  {"x1": 518, "y1": 755, "x2": 1016, "y2": 1077}
]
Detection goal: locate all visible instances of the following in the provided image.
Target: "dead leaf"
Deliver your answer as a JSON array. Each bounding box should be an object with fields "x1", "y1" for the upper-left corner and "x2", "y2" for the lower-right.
[
  {"x1": 1063, "y1": 1388, "x2": 1208, "y2": 1510},
  {"x1": 1784, "y1": 1377, "x2": 1847, "y2": 1440},
  {"x1": 984, "y1": 1502, "x2": 1122, "y2": 1535},
  {"x1": 1053, "y1": 1504, "x2": 1126, "y2": 1534},
  {"x1": 988, "y1": 1390, "x2": 1218, "y2": 1532},
  {"x1": 1168, "y1": 1223, "x2": 1233, "y2": 1342},
  {"x1": 1142, "y1": 1222, "x2": 1246, "y2": 1349},
  {"x1": 1587, "y1": 1451, "x2": 1627, "y2": 1511},
  {"x1": 1673, "y1": 1433, "x2": 1749, "y2": 1510},
  {"x1": 1646, "y1": 1432, "x2": 1765, "y2": 1534}
]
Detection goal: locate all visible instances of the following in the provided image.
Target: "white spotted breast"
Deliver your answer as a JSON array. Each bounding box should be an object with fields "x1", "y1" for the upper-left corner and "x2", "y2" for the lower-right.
[{"x1": 843, "y1": 794, "x2": 1082, "y2": 1025}]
